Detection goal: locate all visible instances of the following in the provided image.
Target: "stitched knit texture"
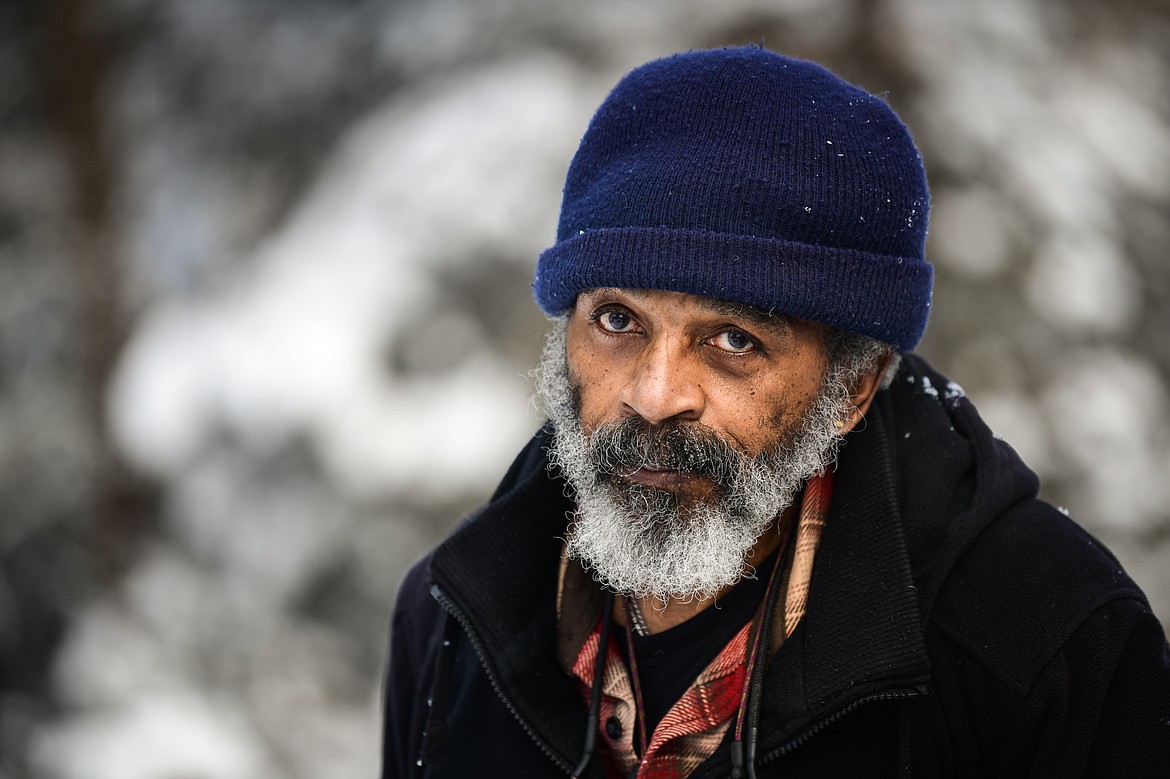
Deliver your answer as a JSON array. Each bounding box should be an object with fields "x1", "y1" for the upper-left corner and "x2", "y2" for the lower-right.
[{"x1": 533, "y1": 46, "x2": 934, "y2": 350}]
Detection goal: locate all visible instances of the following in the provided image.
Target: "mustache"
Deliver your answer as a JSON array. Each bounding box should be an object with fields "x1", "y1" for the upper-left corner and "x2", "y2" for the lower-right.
[{"x1": 585, "y1": 417, "x2": 756, "y2": 484}]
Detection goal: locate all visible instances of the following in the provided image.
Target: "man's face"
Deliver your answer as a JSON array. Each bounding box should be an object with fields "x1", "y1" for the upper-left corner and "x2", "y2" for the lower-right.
[
  {"x1": 567, "y1": 287, "x2": 831, "y2": 462},
  {"x1": 535, "y1": 288, "x2": 855, "y2": 602}
]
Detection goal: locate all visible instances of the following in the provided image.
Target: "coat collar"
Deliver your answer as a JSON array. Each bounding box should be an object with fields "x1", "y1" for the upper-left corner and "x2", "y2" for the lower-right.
[
  {"x1": 429, "y1": 394, "x2": 932, "y2": 765},
  {"x1": 750, "y1": 389, "x2": 931, "y2": 750}
]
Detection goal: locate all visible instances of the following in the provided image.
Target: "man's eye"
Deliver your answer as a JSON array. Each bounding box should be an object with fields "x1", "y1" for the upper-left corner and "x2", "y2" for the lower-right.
[
  {"x1": 596, "y1": 310, "x2": 635, "y2": 333},
  {"x1": 711, "y1": 330, "x2": 756, "y2": 354}
]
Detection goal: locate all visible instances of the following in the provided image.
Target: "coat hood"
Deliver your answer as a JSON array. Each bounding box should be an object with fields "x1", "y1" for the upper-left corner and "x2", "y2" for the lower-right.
[{"x1": 870, "y1": 353, "x2": 1041, "y2": 616}]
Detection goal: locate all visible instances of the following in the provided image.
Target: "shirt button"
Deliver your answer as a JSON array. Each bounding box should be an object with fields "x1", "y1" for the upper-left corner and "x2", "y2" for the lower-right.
[{"x1": 605, "y1": 716, "x2": 623, "y2": 739}]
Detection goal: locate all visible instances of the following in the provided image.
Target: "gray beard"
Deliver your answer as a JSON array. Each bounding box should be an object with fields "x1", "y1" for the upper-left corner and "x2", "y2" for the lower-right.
[{"x1": 532, "y1": 318, "x2": 851, "y2": 602}]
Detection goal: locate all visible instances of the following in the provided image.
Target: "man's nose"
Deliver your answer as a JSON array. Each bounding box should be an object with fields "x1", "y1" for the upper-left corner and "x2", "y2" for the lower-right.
[{"x1": 618, "y1": 338, "x2": 705, "y2": 424}]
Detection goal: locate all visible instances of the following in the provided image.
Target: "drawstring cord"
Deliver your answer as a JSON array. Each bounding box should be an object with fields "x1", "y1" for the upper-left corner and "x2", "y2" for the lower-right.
[
  {"x1": 571, "y1": 590, "x2": 615, "y2": 779},
  {"x1": 622, "y1": 598, "x2": 651, "y2": 757},
  {"x1": 731, "y1": 518, "x2": 794, "y2": 779}
]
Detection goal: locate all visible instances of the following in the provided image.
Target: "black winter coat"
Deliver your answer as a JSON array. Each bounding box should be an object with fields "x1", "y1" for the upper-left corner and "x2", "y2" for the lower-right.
[{"x1": 382, "y1": 354, "x2": 1170, "y2": 777}]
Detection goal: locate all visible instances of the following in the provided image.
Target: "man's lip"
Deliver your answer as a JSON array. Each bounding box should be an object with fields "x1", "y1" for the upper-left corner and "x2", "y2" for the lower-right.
[{"x1": 622, "y1": 467, "x2": 701, "y2": 489}]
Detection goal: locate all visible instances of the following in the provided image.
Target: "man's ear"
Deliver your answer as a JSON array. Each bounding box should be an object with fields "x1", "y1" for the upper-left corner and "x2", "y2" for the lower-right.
[{"x1": 836, "y1": 352, "x2": 893, "y2": 435}]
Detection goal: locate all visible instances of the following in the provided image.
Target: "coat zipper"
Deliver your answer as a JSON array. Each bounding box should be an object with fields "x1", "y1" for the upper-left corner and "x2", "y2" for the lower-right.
[
  {"x1": 430, "y1": 584, "x2": 577, "y2": 776},
  {"x1": 753, "y1": 686, "x2": 926, "y2": 769}
]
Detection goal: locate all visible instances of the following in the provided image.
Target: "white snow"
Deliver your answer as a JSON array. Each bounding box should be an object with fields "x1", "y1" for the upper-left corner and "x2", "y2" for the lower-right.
[{"x1": 108, "y1": 56, "x2": 601, "y2": 500}]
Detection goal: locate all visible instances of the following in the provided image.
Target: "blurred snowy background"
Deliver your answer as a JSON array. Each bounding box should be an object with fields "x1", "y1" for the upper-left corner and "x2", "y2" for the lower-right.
[{"x1": 2, "y1": 0, "x2": 1168, "y2": 776}]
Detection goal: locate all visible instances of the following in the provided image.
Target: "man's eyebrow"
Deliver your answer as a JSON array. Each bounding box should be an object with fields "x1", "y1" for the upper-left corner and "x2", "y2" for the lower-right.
[{"x1": 701, "y1": 298, "x2": 793, "y2": 335}]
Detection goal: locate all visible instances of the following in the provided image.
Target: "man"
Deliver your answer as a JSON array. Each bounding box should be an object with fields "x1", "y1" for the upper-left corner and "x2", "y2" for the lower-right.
[{"x1": 383, "y1": 46, "x2": 1170, "y2": 777}]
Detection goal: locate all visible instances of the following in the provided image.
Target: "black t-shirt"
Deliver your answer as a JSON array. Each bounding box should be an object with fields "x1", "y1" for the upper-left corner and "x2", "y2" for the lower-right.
[{"x1": 617, "y1": 551, "x2": 779, "y2": 737}]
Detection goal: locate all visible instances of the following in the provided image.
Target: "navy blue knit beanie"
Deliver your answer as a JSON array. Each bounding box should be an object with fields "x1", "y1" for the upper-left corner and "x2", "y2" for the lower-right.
[{"x1": 533, "y1": 46, "x2": 932, "y2": 350}]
